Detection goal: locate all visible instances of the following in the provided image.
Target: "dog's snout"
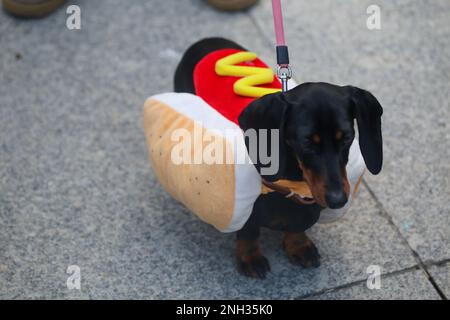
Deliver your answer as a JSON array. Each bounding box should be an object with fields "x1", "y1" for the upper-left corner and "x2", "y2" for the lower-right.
[{"x1": 325, "y1": 191, "x2": 347, "y2": 209}]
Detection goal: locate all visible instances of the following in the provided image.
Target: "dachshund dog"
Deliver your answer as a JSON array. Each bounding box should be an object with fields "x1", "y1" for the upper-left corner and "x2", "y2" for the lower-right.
[{"x1": 174, "y1": 38, "x2": 383, "y2": 278}]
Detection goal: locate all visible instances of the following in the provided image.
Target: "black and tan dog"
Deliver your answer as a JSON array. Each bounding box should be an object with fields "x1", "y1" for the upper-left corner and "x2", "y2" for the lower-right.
[{"x1": 174, "y1": 38, "x2": 383, "y2": 278}]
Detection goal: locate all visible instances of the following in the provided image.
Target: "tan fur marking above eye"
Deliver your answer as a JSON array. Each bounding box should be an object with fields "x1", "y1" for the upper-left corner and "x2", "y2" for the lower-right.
[
  {"x1": 336, "y1": 130, "x2": 343, "y2": 141},
  {"x1": 312, "y1": 134, "x2": 321, "y2": 144}
]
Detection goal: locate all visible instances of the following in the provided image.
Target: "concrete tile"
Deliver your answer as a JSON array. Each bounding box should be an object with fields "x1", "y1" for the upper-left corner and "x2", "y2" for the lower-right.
[
  {"x1": 250, "y1": 0, "x2": 450, "y2": 262},
  {"x1": 0, "y1": 47, "x2": 416, "y2": 298},
  {"x1": 0, "y1": 0, "x2": 441, "y2": 299},
  {"x1": 0, "y1": 166, "x2": 417, "y2": 299},
  {"x1": 0, "y1": 0, "x2": 272, "y2": 104},
  {"x1": 308, "y1": 269, "x2": 441, "y2": 300},
  {"x1": 428, "y1": 262, "x2": 450, "y2": 299}
]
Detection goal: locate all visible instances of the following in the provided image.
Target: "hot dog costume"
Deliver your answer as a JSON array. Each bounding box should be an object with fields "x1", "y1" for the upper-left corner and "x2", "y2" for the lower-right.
[{"x1": 143, "y1": 49, "x2": 366, "y2": 232}]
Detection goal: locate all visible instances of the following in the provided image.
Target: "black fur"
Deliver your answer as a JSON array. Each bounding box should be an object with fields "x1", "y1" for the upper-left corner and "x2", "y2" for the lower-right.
[{"x1": 174, "y1": 38, "x2": 383, "y2": 278}]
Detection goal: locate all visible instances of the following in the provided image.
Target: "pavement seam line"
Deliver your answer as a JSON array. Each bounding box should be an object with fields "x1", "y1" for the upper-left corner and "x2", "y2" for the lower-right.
[
  {"x1": 246, "y1": 11, "x2": 275, "y2": 49},
  {"x1": 425, "y1": 258, "x2": 450, "y2": 268},
  {"x1": 362, "y1": 179, "x2": 448, "y2": 300},
  {"x1": 296, "y1": 265, "x2": 421, "y2": 300}
]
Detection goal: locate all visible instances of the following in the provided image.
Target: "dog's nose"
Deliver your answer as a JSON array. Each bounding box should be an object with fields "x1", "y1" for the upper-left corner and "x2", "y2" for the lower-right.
[{"x1": 325, "y1": 191, "x2": 348, "y2": 209}]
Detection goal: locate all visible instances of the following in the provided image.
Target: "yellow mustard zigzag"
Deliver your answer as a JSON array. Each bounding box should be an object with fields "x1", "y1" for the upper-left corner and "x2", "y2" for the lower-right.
[{"x1": 215, "y1": 51, "x2": 281, "y2": 98}]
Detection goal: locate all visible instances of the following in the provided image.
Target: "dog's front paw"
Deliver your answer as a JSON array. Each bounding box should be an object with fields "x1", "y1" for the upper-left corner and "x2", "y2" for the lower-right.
[
  {"x1": 236, "y1": 254, "x2": 271, "y2": 279},
  {"x1": 283, "y1": 232, "x2": 321, "y2": 268},
  {"x1": 236, "y1": 239, "x2": 271, "y2": 279}
]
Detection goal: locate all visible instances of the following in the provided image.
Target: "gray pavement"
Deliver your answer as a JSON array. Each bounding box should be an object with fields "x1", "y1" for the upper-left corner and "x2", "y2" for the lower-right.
[{"x1": 0, "y1": 0, "x2": 448, "y2": 299}]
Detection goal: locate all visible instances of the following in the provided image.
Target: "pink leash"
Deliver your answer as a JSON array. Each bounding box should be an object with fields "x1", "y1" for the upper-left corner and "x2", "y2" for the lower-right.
[
  {"x1": 272, "y1": 0, "x2": 286, "y2": 46},
  {"x1": 271, "y1": 0, "x2": 292, "y2": 92}
]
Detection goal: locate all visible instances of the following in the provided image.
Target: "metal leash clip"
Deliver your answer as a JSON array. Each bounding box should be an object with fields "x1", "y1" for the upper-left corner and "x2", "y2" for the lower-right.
[
  {"x1": 272, "y1": 0, "x2": 291, "y2": 93},
  {"x1": 276, "y1": 64, "x2": 292, "y2": 92}
]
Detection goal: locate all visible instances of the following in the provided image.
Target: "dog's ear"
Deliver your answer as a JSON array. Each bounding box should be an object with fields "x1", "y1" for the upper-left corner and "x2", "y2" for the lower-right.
[
  {"x1": 346, "y1": 86, "x2": 383, "y2": 175},
  {"x1": 238, "y1": 92, "x2": 291, "y2": 181}
]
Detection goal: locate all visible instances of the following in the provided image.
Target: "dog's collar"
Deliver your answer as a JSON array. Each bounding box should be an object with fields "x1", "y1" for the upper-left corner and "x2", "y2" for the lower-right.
[{"x1": 261, "y1": 178, "x2": 316, "y2": 205}]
